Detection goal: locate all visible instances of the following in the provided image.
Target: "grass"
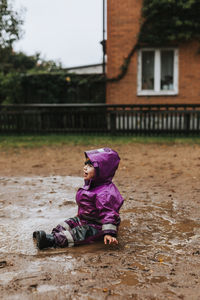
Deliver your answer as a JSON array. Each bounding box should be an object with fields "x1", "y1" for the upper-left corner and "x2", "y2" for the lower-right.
[{"x1": 0, "y1": 134, "x2": 200, "y2": 149}]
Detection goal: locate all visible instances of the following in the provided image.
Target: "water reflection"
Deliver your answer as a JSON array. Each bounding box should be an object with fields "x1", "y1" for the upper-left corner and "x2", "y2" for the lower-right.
[{"x1": 0, "y1": 176, "x2": 82, "y2": 255}]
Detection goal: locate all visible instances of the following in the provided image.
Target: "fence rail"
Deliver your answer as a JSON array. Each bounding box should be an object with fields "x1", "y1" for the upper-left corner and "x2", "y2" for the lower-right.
[{"x1": 0, "y1": 103, "x2": 200, "y2": 135}]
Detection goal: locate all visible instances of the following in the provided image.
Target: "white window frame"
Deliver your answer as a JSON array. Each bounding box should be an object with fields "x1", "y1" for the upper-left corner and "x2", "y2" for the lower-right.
[{"x1": 137, "y1": 48, "x2": 179, "y2": 96}]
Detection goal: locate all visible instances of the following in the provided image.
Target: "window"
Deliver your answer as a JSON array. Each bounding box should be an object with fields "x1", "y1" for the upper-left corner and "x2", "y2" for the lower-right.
[{"x1": 137, "y1": 48, "x2": 178, "y2": 96}]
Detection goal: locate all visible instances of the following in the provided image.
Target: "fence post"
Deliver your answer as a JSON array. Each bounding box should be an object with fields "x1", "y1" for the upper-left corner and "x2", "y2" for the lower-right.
[
  {"x1": 184, "y1": 112, "x2": 191, "y2": 133},
  {"x1": 110, "y1": 112, "x2": 116, "y2": 135}
]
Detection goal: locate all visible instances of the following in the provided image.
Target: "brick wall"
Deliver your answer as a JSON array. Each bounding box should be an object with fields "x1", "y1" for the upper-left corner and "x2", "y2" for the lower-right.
[{"x1": 106, "y1": 0, "x2": 200, "y2": 104}]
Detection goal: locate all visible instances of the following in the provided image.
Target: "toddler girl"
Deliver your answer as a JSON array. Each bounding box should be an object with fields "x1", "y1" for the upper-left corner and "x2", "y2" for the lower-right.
[{"x1": 33, "y1": 147, "x2": 124, "y2": 249}]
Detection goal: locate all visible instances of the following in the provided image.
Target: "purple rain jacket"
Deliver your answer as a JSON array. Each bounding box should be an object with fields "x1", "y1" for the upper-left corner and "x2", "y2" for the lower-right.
[{"x1": 76, "y1": 148, "x2": 124, "y2": 237}]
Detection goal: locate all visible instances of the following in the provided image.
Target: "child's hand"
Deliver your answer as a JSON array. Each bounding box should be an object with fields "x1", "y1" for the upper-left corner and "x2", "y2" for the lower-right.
[{"x1": 104, "y1": 235, "x2": 118, "y2": 245}]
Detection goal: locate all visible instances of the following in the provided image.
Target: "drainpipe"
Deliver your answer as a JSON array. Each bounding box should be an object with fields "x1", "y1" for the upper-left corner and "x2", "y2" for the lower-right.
[{"x1": 102, "y1": 0, "x2": 106, "y2": 75}]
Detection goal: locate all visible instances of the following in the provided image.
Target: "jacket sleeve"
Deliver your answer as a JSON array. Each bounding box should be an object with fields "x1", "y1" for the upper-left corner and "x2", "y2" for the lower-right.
[{"x1": 96, "y1": 192, "x2": 120, "y2": 237}]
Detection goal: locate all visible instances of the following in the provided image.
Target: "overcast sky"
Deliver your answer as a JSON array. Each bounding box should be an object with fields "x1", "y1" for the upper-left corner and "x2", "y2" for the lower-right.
[{"x1": 13, "y1": 0, "x2": 104, "y2": 68}]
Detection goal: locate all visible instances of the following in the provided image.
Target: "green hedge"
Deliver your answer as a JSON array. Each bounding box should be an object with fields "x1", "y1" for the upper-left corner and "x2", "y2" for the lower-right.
[{"x1": 0, "y1": 72, "x2": 106, "y2": 104}]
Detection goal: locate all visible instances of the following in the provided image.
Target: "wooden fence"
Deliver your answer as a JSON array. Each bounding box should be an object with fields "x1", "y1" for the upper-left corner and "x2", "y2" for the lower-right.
[{"x1": 0, "y1": 103, "x2": 200, "y2": 135}]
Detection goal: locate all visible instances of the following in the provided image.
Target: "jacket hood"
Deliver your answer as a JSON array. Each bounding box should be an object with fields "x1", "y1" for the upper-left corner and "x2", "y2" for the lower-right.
[{"x1": 84, "y1": 148, "x2": 120, "y2": 186}]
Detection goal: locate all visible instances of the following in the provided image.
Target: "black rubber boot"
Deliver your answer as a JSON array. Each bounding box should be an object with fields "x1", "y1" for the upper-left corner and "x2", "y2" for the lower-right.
[{"x1": 33, "y1": 230, "x2": 55, "y2": 250}]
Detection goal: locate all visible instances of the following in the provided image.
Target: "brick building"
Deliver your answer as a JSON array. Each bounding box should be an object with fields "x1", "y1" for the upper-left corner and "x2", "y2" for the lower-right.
[{"x1": 106, "y1": 0, "x2": 200, "y2": 104}]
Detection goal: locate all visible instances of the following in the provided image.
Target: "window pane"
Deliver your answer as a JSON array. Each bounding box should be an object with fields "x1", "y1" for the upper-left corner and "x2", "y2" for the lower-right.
[
  {"x1": 161, "y1": 50, "x2": 174, "y2": 90},
  {"x1": 142, "y1": 51, "x2": 154, "y2": 90}
]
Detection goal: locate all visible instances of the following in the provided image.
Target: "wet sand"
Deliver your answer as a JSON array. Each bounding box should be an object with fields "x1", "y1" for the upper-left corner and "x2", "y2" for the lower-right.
[{"x1": 0, "y1": 144, "x2": 200, "y2": 299}]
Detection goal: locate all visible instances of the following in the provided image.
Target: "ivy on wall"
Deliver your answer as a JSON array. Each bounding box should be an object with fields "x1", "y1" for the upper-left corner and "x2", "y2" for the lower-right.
[
  {"x1": 108, "y1": 0, "x2": 200, "y2": 82},
  {"x1": 139, "y1": 0, "x2": 200, "y2": 45}
]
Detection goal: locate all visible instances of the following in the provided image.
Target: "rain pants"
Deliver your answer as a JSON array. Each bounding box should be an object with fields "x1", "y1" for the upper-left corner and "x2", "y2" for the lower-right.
[{"x1": 52, "y1": 148, "x2": 124, "y2": 247}]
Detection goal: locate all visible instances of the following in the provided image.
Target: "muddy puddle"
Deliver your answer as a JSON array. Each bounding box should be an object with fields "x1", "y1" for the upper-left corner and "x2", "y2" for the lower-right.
[
  {"x1": 0, "y1": 176, "x2": 82, "y2": 255},
  {"x1": 0, "y1": 175, "x2": 200, "y2": 299}
]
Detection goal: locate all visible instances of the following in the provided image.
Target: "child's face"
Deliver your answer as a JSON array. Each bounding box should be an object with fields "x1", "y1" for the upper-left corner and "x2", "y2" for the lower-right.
[{"x1": 83, "y1": 163, "x2": 95, "y2": 181}]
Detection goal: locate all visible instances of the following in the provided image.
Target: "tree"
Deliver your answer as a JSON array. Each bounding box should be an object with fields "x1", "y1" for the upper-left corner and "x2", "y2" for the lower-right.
[
  {"x1": 0, "y1": 0, "x2": 24, "y2": 73},
  {"x1": 0, "y1": 0, "x2": 23, "y2": 48}
]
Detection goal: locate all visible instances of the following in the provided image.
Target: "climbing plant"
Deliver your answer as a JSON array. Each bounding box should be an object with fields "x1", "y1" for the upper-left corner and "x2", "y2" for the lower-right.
[
  {"x1": 108, "y1": 0, "x2": 200, "y2": 82},
  {"x1": 139, "y1": 0, "x2": 200, "y2": 45}
]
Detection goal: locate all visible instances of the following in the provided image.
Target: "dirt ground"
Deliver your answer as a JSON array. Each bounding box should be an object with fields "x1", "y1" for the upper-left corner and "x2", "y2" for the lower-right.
[{"x1": 0, "y1": 143, "x2": 200, "y2": 300}]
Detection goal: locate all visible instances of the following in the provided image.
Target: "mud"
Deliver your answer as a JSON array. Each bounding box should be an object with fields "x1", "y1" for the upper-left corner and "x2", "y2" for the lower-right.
[{"x1": 0, "y1": 144, "x2": 200, "y2": 299}]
